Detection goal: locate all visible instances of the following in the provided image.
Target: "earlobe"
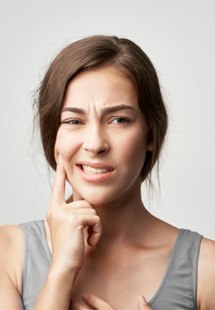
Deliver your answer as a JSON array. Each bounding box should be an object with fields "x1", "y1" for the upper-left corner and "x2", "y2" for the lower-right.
[
  {"x1": 147, "y1": 142, "x2": 153, "y2": 152},
  {"x1": 146, "y1": 129, "x2": 153, "y2": 151}
]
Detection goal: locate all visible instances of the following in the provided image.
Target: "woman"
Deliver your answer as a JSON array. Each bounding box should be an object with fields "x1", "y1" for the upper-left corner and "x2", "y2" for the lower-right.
[{"x1": 0, "y1": 35, "x2": 214, "y2": 310}]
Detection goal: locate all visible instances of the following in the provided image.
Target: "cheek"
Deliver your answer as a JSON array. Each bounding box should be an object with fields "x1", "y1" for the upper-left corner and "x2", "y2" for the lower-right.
[
  {"x1": 120, "y1": 131, "x2": 147, "y2": 160},
  {"x1": 54, "y1": 129, "x2": 80, "y2": 163},
  {"x1": 117, "y1": 130, "x2": 148, "y2": 178}
]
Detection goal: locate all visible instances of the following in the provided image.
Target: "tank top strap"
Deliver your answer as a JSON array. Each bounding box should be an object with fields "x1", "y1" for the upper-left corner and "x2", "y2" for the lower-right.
[
  {"x1": 173, "y1": 229, "x2": 203, "y2": 301},
  {"x1": 20, "y1": 220, "x2": 51, "y2": 309},
  {"x1": 20, "y1": 222, "x2": 203, "y2": 310},
  {"x1": 150, "y1": 229, "x2": 203, "y2": 310}
]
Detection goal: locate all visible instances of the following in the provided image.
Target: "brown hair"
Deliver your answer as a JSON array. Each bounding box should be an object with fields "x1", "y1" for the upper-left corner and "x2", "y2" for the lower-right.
[{"x1": 37, "y1": 35, "x2": 168, "y2": 183}]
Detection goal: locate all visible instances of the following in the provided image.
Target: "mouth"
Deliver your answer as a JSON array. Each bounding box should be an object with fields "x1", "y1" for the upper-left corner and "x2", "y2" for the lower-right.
[
  {"x1": 76, "y1": 162, "x2": 115, "y2": 183},
  {"x1": 80, "y1": 164, "x2": 113, "y2": 175}
]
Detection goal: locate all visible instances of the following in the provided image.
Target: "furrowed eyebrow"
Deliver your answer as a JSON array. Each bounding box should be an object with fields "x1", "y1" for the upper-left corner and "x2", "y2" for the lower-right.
[
  {"x1": 102, "y1": 105, "x2": 135, "y2": 115},
  {"x1": 61, "y1": 107, "x2": 85, "y2": 114},
  {"x1": 61, "y1": 105, "x2": 135, "y2": 116}
]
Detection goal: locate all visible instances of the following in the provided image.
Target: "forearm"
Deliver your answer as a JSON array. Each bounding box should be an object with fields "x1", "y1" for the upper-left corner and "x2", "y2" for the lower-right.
[{"x1": 34, "y1": 268, "x2": 78, "y2": 310}]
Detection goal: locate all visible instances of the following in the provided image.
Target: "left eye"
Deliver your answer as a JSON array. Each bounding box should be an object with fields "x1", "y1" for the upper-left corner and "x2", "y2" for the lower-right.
[
  {"x1": 61, "y1": 119, "x2": 82, "y2": 125},
  {"x1": 112, "y1": 117, "x2": 129, "y2": 124}
]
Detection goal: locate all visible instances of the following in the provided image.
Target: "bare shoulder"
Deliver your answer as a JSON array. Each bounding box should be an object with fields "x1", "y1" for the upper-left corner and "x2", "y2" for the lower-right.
[
  {"x1": 0, "y1": 224, "x2": 24, "y2": 291},
  {"x1": 0, "y1": 224, "x2": 24, "y2": 254},
  {"x1": 0, "y1": 224, "x2": 24, "y2": 308},
  {"x1": 197, "y1": 237, "x2": 215, "y2": 309}
]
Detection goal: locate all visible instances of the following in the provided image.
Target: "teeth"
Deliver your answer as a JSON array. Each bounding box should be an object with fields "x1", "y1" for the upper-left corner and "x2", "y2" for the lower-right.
[{"x1": 82, "y1": 165, "x2": 109, "y2": 174}]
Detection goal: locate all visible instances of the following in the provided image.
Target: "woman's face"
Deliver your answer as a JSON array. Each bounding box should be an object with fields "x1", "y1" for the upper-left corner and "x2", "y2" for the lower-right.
[{"x1": 55, "y1": 66, "x2": 152, "y2": 205}]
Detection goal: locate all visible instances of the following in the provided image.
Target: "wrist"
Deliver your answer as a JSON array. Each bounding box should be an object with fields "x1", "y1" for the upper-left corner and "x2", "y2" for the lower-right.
[{"x1": 47, "y1": 265, "x2": 80, "y2": 290}]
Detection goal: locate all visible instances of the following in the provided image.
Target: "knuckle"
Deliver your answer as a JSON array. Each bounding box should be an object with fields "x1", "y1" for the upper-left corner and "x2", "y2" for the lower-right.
[
  {"x1": 89, "y1": 208, "x2": 96, "y2": 215},
  {"x1": 94, "y1": 215, "x2": 100, "y2": 222}
]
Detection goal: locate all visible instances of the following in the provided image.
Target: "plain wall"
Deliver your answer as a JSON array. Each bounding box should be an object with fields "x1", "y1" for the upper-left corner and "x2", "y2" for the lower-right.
[{"x1": 0, "y1": 0, "x2": 214, "y2": 239}]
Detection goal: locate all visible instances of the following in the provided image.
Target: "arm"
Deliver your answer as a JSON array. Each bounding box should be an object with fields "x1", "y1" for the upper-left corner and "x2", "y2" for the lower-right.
[
  {"x1": 33, "y1": 268, "x2": 77, "y2": 309},
  {"x1": 198, "y1": 237, "x2": 215, "y2": 310},
  {"x1": 34, "y1": 156, "x2": 102, "y2": 309},
  {"x1": 0, "y1": 226, "x2": 77, "y2": 310},
  {"x1": 0, "y1": 225, "x2": 23, "y2": 309}
]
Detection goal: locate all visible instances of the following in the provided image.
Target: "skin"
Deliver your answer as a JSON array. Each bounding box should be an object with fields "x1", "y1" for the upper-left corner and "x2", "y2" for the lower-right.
[
  {"x1": 0, "y1": 66, "x2": 214, "y2": 309},
  {"x1": 54, "y1": 66, "x2": 152, "y2": 207},
  {"x1": 42, "y1": 66, "x2": 157, "y2": 308}
]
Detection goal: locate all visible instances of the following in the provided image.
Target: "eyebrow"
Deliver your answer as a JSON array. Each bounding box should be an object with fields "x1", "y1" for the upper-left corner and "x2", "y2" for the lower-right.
[{"x1": 61, "y1": 104, "x2": 135, "y2": 116}]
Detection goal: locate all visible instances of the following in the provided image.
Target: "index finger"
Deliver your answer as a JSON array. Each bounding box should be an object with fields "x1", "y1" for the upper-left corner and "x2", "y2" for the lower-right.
[{"x1": 51, "y1": 155, "x2": 66, "y2": 204}]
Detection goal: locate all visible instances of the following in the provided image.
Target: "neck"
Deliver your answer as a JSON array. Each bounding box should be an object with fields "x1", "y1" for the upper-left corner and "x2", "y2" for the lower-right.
[{"x1": 89, "y1": 184, "x2": 153, "y2": 253}]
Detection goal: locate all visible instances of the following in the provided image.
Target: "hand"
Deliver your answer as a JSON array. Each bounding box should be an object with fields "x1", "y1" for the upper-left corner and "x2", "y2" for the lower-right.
[
  {"x1": 73, "y1": 294, "x2": 152, "y2": 309},
  {"x1": 46, "y1": 156, "x2": 102, "y2": 274},
  {"x1": 73, "y1": 294, "x2": 114, "y2": 310}
]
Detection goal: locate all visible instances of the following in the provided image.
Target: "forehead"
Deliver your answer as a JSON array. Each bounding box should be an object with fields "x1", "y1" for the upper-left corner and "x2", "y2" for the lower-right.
[{"x1": 63, "y1": 66, "x2": 138, "y2": 109}]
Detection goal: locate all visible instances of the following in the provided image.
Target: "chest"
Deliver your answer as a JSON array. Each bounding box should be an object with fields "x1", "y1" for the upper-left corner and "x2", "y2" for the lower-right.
[{"x1": 70, "y1": 253, "x2": 169, "y2": 309}]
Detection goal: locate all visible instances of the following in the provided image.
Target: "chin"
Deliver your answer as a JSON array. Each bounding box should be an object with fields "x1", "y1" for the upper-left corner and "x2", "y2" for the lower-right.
[
  {"x1": 76, "y1": 193, "x2": 112, "y2": 206},
  {"x1": 72, "y1": 186, "x2": 118, "y2": 206},
  {"x1": 69, "y1": 176, "x2": 140, "y2": 207}
]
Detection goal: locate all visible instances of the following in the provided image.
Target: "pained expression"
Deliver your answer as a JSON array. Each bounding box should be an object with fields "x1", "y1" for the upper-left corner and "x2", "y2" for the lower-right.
[{"x1": 55, "y1": 66, "x2": 152, "y2": 205}]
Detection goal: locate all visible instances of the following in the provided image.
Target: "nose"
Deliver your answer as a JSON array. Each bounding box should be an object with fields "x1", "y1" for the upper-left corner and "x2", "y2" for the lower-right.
[{"x1": 83, "y1": 125, "x2": 109, "y2": 156}]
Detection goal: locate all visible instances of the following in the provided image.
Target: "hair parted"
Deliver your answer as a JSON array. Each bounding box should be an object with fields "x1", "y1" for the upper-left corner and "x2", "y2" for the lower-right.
[{"x1": 36, "y1": 35, "x2": 168, "y2": 183}]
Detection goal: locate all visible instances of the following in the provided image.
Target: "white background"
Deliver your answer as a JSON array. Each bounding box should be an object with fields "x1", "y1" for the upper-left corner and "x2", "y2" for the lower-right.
[{"x1": 0, "y1": 0, "x2": 214, "y2": 239}]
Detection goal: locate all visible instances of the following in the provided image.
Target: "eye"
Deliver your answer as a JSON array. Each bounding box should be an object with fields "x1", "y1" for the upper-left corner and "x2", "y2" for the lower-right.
[
  {"x1": 61, "y1": 119, "x2": 82, "y2": 125},
  {"x1": 111, "y1": 117, "x2": 130, "y2": 124}
]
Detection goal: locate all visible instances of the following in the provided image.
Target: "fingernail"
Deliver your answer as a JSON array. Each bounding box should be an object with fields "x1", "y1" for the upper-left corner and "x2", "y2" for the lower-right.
[{"x1": 139, "y1": 295, "x2": 147, "y2": 304}]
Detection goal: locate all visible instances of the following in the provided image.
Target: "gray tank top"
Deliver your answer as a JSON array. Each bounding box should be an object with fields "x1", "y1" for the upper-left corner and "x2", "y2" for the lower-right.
[{"x1": 20, "y1": 220, "x2": 202, "y2": 310}]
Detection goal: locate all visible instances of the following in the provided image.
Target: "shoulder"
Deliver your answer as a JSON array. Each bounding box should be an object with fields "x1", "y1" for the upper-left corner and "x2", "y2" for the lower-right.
[
  {"x1": 197, "y1": 237, "x2": 215, "y2": 309},
  {"x1": 0, "y1": 224, "x2": 24, "y2": 293},
  {"x1": 0, "y1": 224, "x2": 24, "y2": 254}
]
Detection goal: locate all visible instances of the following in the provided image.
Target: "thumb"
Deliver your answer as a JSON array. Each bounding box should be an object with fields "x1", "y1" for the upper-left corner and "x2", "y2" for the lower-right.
[{"x1": 138, "y1": 296, "x2": 152, "y2": 310}]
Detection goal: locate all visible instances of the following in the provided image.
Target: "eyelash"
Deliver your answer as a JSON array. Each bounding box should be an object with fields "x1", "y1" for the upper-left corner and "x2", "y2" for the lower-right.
[{"x1": 61, "y1": 119, "x2": 82, "y2": 125}]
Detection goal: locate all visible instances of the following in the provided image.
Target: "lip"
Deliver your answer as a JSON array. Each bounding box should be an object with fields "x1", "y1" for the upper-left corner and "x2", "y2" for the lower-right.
[
  {"x1": 76, "y1": 161, "x2": 115, "y2": 183},
  {"x1": 76, "y1": 161, "x2": 115, "y2": 171}
]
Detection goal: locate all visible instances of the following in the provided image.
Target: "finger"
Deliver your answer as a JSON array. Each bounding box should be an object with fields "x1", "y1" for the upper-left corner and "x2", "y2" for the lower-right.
[
  {"x1": 84, "y1": 216, "x2": 102, "y2": 247},
  {"x1": 138, "y1": 296, "x2": 152, "y2": 310},
  {"x1": 51, "y1": 155, "x2": 66, "y2": 204},
  {"x1": 67, "y1": 208, "x2": 96, "y2": 215},
  {"x1": 66, "y1": 199, "x2": 94, "y2": 210},
  {"x1": 82, "y1": 294, "x2": 114, "y2": 310}
]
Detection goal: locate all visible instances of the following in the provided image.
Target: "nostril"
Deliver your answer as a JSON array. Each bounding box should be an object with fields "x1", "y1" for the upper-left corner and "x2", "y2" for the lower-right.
[
  {"x1": 98, "y1": 148, "x2": 107, "y2": 154},
  {"x1": 84, "y1": 143, "x2": 109, "y2": 154}
]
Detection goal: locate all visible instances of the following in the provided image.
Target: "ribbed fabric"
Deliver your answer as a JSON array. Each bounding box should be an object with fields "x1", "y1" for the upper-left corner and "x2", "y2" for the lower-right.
[{"x1": 20, "y1": 220, "x2": 202, "y2": 310}]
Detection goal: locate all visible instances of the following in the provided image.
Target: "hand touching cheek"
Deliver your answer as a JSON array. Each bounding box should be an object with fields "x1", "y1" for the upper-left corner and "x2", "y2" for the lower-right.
[{"x1": 46, "y1": 156, "x2": 102, "y2": 274}]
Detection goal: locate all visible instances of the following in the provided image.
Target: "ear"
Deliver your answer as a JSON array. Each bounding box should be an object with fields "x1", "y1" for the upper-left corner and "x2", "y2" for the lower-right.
[
  {"x1": 147, "y1": 142, "x2": 153, "y2": 152},
  {"x1": 146, "y1": 129, "x2": 153, "y2": 151}
]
